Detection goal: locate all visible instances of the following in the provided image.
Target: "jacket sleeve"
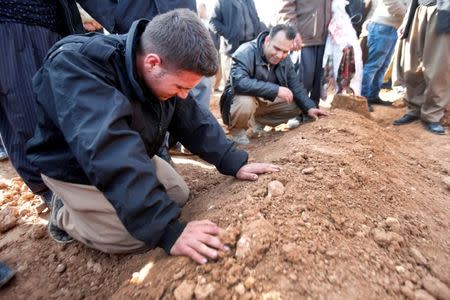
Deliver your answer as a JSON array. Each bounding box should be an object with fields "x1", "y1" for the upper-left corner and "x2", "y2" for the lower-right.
[
  {"x1": 278, "y1": 0, "x2": 298, "y2": 27},
  {"x1": 44, "y1": 50, "x2": 185, "y2": 253},
  {"x1": 169, "y1": 97, "x2": 248, "y2": 176},
  {"x1": 231, "y1": 47, "x2": 280, "y2": 100},
  {"x1": 78, "y1": 0, "x2": 196, "y2": 34},
  {"x1": 285, "y1": 58, "x2": 317, "y2": 112},
  {"x1": 209, "y1": 0, "x2": 228, "y2": 37}
]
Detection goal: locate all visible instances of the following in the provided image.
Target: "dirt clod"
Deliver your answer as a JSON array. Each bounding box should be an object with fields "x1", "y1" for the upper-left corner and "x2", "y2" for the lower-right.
[
  {"x1": 422, "y1": 275, "x2": 450, "y2": 300},
  {"x1": 173, "y1": 280, "x2": 195, "y2": 300}
]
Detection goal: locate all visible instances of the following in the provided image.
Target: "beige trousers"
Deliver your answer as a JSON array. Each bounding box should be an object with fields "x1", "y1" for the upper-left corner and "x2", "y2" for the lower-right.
[
  {"x1": 42, "y1": 156, "x2": 189, "y2": 254},
  {"x1": 229, "y1": 95, "x2": 301, "y2": 130},
  {"x1": 393, "y1": 5, "x2": 450, "y2": 122}
]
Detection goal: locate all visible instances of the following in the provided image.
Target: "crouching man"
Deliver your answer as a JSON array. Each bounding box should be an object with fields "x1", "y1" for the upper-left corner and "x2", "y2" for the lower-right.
[
  {"x1": 220, "y1": 25, "x2": 328, "y2": 145},
  {"x1": 26, "y1": 9, "x2": 279, "y2": 264}
]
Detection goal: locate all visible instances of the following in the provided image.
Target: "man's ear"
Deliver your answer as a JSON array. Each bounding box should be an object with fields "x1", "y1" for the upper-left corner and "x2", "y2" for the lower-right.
[
  {"x1": 143, "y1": 53, "x2": 161, "y2": 72},
  {"x1": 264, "y1": 36, "x2": 270, "y2": 46}
]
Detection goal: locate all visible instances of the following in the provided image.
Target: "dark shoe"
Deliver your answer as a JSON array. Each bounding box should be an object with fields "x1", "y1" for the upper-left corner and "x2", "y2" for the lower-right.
[
  {"x1": 423, "y1": 122, "x2": 446, "y2": 135},
  {"x1": 48, "y1": 194, "x2": 73, "y2": 244},
  {"x1": 393, "y1": 114, "x2": 419, "y2": 125},
  {"x1": 39, "y1": 189, "x2": 53, "y2": 208},
  {"x1": 0, "y1": 262, "x2": 15, "y2": 288},
  {"x1": 368, "y1": 104, "x2": 374, "y2": 112},
  {"x1": 368, "y1": 97, "x2": 392, "y2": 106}
]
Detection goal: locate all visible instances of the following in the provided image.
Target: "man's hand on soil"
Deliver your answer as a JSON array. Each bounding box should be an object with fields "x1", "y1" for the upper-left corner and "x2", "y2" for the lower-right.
[
  {"x1": 307, "y1": 108, "x2": 329, "y2": 121},
  {"x1": 170, "y1": 220, "x2": 228, "y2": 264},
  {"x1": 236, "y1": 163, "x2": 281, "y2": 181},
  {"x1": 277, "y1": 87, "x2": 294, "y2": 104}
]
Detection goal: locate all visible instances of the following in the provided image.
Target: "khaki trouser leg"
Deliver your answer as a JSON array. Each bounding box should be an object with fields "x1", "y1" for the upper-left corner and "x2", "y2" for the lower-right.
[
  {"x1": 401, "y1": 6, "x2": 450, "y2": 122},
  {"x1": 229, "y1": 95, "x2": 301, "y2": 130},
  {"x1": 254, "y1": 98, "x2": 301, "y2": 127},
  {"x1": 41, "y1": 156, "x2": 189, "y2": 254}
]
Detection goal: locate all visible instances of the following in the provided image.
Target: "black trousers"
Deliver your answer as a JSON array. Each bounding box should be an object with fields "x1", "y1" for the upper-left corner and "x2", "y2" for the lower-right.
[
  {"x1": 296, "y1": 45, "x2": 326, "y2": 105},
  {"x1": 0, "y1": 23, "x2": 61, "y2": 194}
]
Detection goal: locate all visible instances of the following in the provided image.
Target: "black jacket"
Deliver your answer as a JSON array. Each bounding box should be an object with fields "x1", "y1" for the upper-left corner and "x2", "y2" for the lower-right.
[
  {"x1": 59, "y1": 0, "x2": 196, "y2": 35},
  {"x1": 27, "y1": 20, "x2": 248, "y2": 253},
  {"x1": 209, "y1": 0, "x2": 265, "y2": 56},
  {"x1": 220, "y1": 31, "x2": 317, "y2": 125}
]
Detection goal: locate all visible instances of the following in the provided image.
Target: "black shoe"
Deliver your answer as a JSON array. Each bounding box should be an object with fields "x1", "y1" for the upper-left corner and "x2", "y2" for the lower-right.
[
  {"x1": 368, "y1": 104, "x2": 374, "y2": 112},
  {"x1": 48, "y1": 194, "x2": 73, "y2": 244},
  {"x1": 423, "y1": 122, "x2": 446, "y2": 135},
  {"x1": 39, "y1": 189, "x2": 53, "y2": 208},
  {"x1": 0, "y1": 262, "x2": 15, "y2": 288},
  {"x1": 393, "y1": 114, "x2": 419, "y2": 125},
  {"x1": 368, "y1": 97, "x2": 392, "y2": 106}
]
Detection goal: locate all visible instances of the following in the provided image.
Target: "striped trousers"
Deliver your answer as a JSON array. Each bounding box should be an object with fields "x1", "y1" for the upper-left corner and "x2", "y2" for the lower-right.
[{"x1": 0, "y1": 23, "x2": 61, "y2": 194}]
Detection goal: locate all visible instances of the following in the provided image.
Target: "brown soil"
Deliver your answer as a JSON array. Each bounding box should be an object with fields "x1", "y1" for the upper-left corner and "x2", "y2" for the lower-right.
[{"x1": 1, "y1": 97, "x2": 449, "y2": 300}]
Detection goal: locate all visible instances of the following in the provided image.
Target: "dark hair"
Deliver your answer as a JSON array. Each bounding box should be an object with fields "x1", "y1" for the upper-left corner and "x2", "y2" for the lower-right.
[
  {"x1": 269, "y1": 24, "x2": 297, "y2": 40},
  {"x1": 139, "y1": 9, "x2": 218, "y2": 76}
]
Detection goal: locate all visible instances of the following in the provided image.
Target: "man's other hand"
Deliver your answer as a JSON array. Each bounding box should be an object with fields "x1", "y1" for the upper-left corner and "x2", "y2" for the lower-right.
[
  {"x1": 278, "y1": 87, "x2": 294, "y2": 104},
  {"x1": 307, "y1": 108, "x2": 329, "y2": 121},
  {"x1": 236, "y1": 163, "x2": 281, "y2": 181},
  {"x1": 292, "y1": 33, "x2": 303, "y2": 51},
  {"x1": 170, "y1": 220, "x2": 228, "y2": 264}
]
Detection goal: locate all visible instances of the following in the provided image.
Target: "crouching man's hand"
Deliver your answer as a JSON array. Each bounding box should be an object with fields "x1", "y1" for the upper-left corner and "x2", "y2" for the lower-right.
[
  {"x1": 236, "y1": 163, "x2": 281, "y2": 181},
  {"x1": 170, "y1": 220, "x2": 228, "y2": 264},
  {"x1": 307, "y1": 108, "x2": 329, "y2": 121}
]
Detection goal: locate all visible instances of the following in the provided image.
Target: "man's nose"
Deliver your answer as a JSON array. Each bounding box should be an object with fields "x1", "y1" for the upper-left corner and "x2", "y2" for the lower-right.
[{"x1": 177, "y1": 90, "x2": 189, "y2": 99}]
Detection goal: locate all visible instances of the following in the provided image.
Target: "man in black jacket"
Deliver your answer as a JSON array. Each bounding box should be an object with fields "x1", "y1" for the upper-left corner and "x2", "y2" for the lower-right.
[
  {"x1": 27, "y1": 9, "x2": 278, "y2": 264},
  {"x1": 220, "y1": 25, "x2": 328, "y2": 145},
  {"x1": 0, "y1": 0, "x2": 197, "y2": 208}
]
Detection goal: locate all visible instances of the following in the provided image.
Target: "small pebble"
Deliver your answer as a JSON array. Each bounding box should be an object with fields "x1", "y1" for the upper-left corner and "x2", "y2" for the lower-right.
[
  {"x1": 302, "y1": 167, "x2": 315, "y2": 175},
  {"x1": 56, "y1": 264, "x2": 66, "y2": 273}
]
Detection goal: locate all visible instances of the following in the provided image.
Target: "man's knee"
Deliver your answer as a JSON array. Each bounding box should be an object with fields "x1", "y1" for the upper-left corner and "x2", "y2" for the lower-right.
[{"x1": 230, "y1": 95, "x2": 258, "y2": 128}]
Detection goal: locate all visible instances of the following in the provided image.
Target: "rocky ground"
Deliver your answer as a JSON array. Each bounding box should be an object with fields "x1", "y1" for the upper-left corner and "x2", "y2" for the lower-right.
[{"x1": 0, "y1": 97, "x2": 449, "y2": 299}]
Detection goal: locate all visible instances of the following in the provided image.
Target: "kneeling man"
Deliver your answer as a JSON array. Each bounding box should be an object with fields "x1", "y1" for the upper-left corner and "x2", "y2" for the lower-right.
[{"x1": 220, "y1": 25, "x2": 328, "y2": 144}]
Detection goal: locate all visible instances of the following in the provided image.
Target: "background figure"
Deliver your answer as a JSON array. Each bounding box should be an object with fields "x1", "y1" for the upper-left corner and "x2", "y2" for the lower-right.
[
  {"x1": 0, "y1": 135, "x2": 8, "y2": 161},
  {"x1": 359, "y1": 0, "x2": 379, "y2": 63},
  {"x1": 361, "y1": 0, "x2": 409, "y2": 112},
  {"x1": 0, "y1": 0, "x2": 196, "y2": 204},
  {"x1": 392, "y1": 0, "x2": 450, "y2": 135},
  {"x1": 210, "y1": 0, "x2": 266, "y2": 85},
  {"x1": 279, "y1": 0, "x2": 333, "y2": 105}
]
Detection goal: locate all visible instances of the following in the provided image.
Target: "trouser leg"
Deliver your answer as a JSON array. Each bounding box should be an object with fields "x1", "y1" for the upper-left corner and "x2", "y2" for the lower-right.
[
  {"x1": 41, "y1": 156, "x2": 189, "y2": 254},
  {"x1": 0, "y1": 23, "x2": 60, "y2": 194}
]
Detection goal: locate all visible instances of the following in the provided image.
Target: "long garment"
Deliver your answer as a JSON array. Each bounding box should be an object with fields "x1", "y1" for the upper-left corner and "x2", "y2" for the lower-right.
[
  {"x1": 0, "y1": 23, "x2": 61, "y2": 194},
  {"x1": 393, "y1": 5, "x2": 450, "y2": 122}
]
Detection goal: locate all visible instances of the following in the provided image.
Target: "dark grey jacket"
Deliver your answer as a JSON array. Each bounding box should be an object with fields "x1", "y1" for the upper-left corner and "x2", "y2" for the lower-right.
[
  {"x1": 27, "y1": 20, "x2": 248, "y2": 253},
  {"x1": 220, "y1": 31, "x2": 316, "y2": 125},
  {"x1": 209, "y1": 0, "x2": 265, "y2": 56}
]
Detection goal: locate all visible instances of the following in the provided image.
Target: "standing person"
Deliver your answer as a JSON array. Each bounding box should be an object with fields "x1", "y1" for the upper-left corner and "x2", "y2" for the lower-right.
[
  {"x1": 361, "y1": 0, "x2": 409, "y2": 112},
  {"x1": 27, "y1": 10, "x2": 279, "y2": 263},
  {"x1": 209, "y1": 0, "x2": 266, "y2": 84},
  {"x1": 278, "y1": 0, "x2": 332, "y2": 105},
  {"x1": 0, "y1": 0, "x2": 196, "y2": 243},
  {"x1": 392, "y1": 0, "x2": 450, "y2": 135},
  {"x1": 220, "y1": 25, "x2": 328, "y2": 145}
]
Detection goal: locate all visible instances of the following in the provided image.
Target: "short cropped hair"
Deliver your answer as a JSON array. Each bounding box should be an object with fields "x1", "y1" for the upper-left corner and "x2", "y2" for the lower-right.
[
  {"x1": 269, "y1": 24, "x2": 297, "y2": 40},
  {"x1": 139, "y1": 9, "x2": 218, "y2": 76}
]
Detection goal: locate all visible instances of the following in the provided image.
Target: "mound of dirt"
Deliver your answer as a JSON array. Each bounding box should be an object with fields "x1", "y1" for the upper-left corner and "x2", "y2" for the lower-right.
[{"x1": 1, "y1": 109, "x2": 449, "y2": 299}]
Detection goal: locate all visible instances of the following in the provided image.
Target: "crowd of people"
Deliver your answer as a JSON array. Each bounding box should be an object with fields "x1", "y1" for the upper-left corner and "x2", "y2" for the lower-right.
[{"x1": 0, "y1": 0, "x2": 448, "y2": 287}]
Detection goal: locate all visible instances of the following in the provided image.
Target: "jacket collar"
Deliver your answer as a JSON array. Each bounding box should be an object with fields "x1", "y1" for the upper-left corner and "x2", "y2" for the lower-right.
[
  {"x1": 125, "y1": 19, "x2": 155, "y2": 103},
  {"x1": 255, "y1": 31, "x2": 270, "y2": 66}
]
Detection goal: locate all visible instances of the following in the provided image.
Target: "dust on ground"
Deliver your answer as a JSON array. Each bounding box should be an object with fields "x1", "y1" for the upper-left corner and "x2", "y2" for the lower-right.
[{"x1": 1, "y1": 97, "x2": 449, "y2": 300}]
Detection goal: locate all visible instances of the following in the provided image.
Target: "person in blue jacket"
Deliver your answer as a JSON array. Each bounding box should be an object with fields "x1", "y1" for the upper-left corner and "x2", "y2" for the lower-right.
[{"x1": 26, "y1": 9, "x2": 279, "y2": 264}]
